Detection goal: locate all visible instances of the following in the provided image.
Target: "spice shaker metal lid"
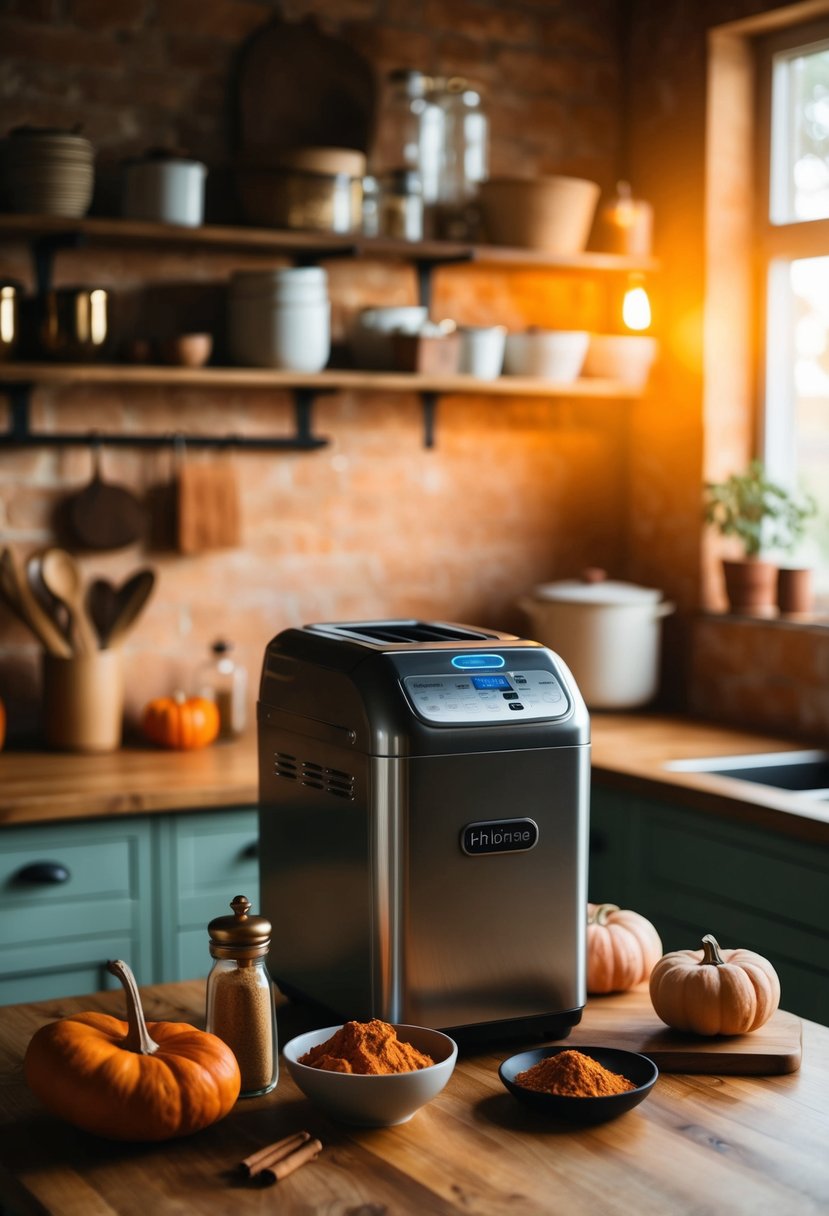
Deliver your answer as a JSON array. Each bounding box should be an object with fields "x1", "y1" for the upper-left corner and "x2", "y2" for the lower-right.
[{"x1": 208, "y1": 894, "x2": 271, "y2": 959}]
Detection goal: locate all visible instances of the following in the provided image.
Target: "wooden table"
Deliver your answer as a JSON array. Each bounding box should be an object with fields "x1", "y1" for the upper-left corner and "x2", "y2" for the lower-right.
[{"x1": 1, "y1": 982, "x2": 827, "y2": 1215}]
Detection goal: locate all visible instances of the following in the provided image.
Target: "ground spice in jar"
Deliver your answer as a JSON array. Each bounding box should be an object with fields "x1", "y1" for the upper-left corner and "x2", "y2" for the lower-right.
[
  {"x1": 299, "y1": 1019, "x2": 435, "y2": 1075},
  {"x1": 515, "y1": 1050, "x2": 635, "y2": 1097},
  {"x1": 209, "y1": 964, "x2": 275, "y2": 1094}
]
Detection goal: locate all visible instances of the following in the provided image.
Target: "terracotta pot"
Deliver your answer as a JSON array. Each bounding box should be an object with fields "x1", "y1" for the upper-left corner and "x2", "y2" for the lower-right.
[
  {"x1": 777, "y1": 567, "x2": 814, "y2": 617},
  {"x1": 721, "y1": 558, "x2": 778, "y2": 617}
]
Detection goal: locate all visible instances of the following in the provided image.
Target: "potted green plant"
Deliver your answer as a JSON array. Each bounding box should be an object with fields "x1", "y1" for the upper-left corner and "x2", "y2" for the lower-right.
[{"x1": 703, "y1": 460, "x2": 816, "y2": 615}]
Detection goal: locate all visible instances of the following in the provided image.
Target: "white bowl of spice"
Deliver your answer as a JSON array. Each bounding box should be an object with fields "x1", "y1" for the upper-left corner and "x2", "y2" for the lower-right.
[
  {"x1": 499, "y1": 1045, "x2": 658, "y2": 1125},
  {"x1": 282, "y1": 1019, "x2": 458, "y2": 1127}
]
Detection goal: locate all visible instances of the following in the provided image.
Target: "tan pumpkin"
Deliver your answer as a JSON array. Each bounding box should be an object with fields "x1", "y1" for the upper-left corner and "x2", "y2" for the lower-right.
[
  {"x1": 141, "y1": 691, "x2": 219, "y2": 750},
  {"x1": 649, "y1": 934, "x2": 781, "y2": 1035},
  {"x1": 586, "y1": 902, "x2": 663, "y2": 994},
  {"x1": 24, "y1": 959, "x2": 241, "y2": 1140}
]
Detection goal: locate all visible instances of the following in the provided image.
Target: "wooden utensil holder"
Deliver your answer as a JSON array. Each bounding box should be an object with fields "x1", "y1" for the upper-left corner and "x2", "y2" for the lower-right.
[{"x1": 42, "y1": 650, "x2": 124, "y2": 752}]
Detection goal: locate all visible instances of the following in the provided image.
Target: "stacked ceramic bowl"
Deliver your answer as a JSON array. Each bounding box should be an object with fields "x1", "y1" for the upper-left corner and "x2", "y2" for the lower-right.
[
  {"x1": 1, "y1": 128, "x2": 94, "y2": 217},
  {"x1": 227, "y1": 267, "x2": 330, "y2": 371}
]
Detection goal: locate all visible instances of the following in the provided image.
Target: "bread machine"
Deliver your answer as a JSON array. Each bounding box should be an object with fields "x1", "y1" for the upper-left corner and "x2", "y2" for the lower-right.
[{"x1": 257, "y1": 619, "x2": 590, "y2": 1041}]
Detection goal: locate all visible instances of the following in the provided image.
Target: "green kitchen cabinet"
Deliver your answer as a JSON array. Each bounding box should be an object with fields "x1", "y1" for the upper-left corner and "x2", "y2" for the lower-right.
[
  {"x1": 0, "y1": 807, "x2": 259, "y2": 1005},
  {"x1": 155, "y1": 808, "x2": 260, "y2": 983},
  {"x1": 589, "y1": 785, "x2": 829, "y2": 1025}
]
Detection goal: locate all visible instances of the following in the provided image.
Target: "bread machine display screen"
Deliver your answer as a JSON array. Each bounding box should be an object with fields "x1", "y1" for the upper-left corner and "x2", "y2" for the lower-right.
[{"x1": 471, "y1": 675, "x2": 511, "y2": 690}]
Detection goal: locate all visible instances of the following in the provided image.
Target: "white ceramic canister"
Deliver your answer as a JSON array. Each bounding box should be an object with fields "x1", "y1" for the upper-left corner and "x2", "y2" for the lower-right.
[
  {"x1": 457, "y1": 325, "x2": 506, "y2": 379},
  {"x1": 123, "y1": 156, "x2": 207, "y2": 226},
  {"x1": 227, "y1": 267, "x2": 330, "y2": 371},
  {"x1": 518, "y1": 574, "x2": 675, "y2": 709}
]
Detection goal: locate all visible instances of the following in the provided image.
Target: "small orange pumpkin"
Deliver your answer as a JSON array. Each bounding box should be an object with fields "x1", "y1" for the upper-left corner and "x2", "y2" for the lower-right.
[
  {"x1": 24, "y1": 959, "x2": 240, "y2": 1140},
  {"x1": 649, "y1": 933, "x2": 781, "y2": 1035},
  {"x1": 141, "y1": 691, "x2": 219, "y2": 750},
  {"x1": 586, "y1": 902, "x2": 663, "y2": 994}
]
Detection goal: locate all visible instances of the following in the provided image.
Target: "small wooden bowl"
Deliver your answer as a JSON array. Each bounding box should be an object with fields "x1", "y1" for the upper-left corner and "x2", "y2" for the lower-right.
[{"x1": 159, "y1": 332, "x2": 213, "y2": 367}]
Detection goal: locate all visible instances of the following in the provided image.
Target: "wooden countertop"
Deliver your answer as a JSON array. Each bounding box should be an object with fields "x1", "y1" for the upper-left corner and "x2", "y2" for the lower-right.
[
  {"x1": 1, "y1": 713, "x2": 827, "y2": 841},
  {"x1": 1, "y1": 981, "x2": 826, "y2": 1216}
]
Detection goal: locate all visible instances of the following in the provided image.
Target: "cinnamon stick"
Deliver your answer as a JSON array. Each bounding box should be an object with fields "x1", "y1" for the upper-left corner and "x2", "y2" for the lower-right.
[
  {"x1": 259, "y1": 1137, "x2": 323, "y2": 1186},
  {"x1": 240, "y1": 1130, "x2": 311, "y2": 1177}
]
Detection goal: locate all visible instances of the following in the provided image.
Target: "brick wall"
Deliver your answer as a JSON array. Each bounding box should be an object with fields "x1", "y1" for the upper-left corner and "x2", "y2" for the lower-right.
[{"x1": 0, "y1": 0, "x2": 628, "y2": 742}]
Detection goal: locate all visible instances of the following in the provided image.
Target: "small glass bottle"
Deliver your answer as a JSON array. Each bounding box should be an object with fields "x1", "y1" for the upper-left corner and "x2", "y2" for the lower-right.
[
  {"x1": 195, "y1": 639, "x2": 247, "y2": 739},
  {"x1": 378, "y1": 169, "x2": 424, "y2": 241},
  {"x1": 205, "y1": 894, "x2": 278, "y2": 1098}
]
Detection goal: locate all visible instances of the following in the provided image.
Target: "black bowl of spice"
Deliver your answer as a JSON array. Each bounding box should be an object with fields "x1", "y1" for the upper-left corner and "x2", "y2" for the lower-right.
[{"x1": 498, "y1": 1045, "x2": 658, "y2": 1125}]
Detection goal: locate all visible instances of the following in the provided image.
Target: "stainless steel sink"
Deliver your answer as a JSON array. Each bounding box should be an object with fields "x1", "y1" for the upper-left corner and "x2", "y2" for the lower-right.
[{"x1": 665, "y1": 749, "x2": 829, "y2": 800}]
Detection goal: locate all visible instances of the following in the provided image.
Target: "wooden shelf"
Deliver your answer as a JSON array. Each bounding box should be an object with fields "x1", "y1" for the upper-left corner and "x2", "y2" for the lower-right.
[
  {"x1": 0, "y1": 362, "x2": 640, "y2": 399},
  {"x1": 0, "y1": 213, "x2": 658, "y2": 273}
]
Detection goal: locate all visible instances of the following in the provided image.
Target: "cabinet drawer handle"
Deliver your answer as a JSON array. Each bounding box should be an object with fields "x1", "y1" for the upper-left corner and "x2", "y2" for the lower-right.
[
  {"x1": 241, "y1": 841, "x2": 258, "y2": 861},
  {"x1": 16, "y1": 861, "x2": 71, "y2": 885}
]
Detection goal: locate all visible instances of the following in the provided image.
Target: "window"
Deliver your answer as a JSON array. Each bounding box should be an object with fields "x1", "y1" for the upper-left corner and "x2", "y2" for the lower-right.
[{"x1": 758, "y1": 22, "x2": 829, "y2": 583}]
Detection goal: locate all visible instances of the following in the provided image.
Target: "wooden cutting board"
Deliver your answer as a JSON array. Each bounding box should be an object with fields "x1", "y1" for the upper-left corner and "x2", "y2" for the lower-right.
[{"x1": 556, "y1": 986, "x2": 802, "y2": 1075}]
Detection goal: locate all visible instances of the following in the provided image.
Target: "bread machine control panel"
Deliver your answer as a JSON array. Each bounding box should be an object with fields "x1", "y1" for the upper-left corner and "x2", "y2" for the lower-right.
[{"x1": 401, "y1": 668, "x2": 569, "y2": 725}]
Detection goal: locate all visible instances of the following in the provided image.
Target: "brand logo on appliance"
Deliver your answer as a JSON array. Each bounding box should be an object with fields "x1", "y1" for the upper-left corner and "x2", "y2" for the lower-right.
[{"x1": 461, "y1": 818, "x2": 539, "y2": 856}]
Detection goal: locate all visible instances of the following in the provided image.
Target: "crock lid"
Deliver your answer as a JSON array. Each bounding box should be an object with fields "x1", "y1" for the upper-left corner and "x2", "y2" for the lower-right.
[{"x1": 532, "y1": 568, "x2": 663, "y2": 606}]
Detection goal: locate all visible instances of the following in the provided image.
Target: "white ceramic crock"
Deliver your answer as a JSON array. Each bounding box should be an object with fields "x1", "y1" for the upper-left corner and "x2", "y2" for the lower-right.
[
  {"x1": 122, "y1": 157, "x2": 207, "y2": 226},
  {"x1": 518, "y1": 576, "x2": 675, "y2": 709}
]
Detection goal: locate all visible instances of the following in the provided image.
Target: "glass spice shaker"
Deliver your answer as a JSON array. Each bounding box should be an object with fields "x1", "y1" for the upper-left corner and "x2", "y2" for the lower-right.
[{"x1": 205, "y1": 894, "x2": 278, "y2": 1097}]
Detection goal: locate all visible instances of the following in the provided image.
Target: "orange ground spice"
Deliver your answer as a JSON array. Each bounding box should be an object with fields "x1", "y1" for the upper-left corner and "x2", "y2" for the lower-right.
[
  {"x1": 515, "y1": 1049, "x2": 635, "y2": 1097},
  {"x1": 299, "y1": 1019, "x2": 435, "y2": 1075}
]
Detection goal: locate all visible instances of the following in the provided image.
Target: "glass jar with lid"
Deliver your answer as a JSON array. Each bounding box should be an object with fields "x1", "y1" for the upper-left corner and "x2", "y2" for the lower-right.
[
  {"x1": 205, "y1": 894, "x2": 278, "y2": 1097},
  {"x1": 429, "y1": 76, "x2": 489, "y2": 239},
  {"x1": 370, "y1": 69, "x2": 444, "y2": 208}
]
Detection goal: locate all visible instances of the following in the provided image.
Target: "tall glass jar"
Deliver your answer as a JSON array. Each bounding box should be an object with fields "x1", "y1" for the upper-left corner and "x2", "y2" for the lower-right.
[
  {"x1": 430, "y1": 76, "x2": 489, "y2": 239},
  {"x1": 195, "y1": 639, "x2": 247, "y2": 740},
  {"x1": 206, "y1": 894, "x2": 278, "y2": 1098},
  {"x1": 371, "y1": 69, "x2": 443, "y2": 208}
]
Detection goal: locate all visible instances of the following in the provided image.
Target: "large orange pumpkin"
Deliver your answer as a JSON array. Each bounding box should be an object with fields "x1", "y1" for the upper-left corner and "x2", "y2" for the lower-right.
[
  {"x1": 586, "y1": 902, "x2": 663, "y2": 994},
  {"x1": 141, "y1": 691, "x2": 219, "y2": 750},
  {"x1": 24, "y1": 959, "x2": 240, "y2": 1140},
  {"x1": 649, "y1": 933, "x2": 781, "y2": 1035}
]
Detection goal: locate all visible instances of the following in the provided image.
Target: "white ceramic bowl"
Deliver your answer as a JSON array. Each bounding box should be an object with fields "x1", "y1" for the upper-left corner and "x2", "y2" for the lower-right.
[
  {"x1": 282, "y1": 1023, "x2": 458, "y2": 1127},
  {"x1": 503, "y1": 329, "x2": 589, "y2": 382},
  {"x1": 583, "y1": 334, "x2": 658, "y2": 388},
  {"x1": 349, "y1": 306, "x2": 429, "y2": 369}
]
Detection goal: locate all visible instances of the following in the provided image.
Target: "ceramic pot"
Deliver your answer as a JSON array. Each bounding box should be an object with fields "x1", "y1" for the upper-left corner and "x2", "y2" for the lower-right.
[
  {"x1": 518, "y1": 575, "x2": 675, "y2": 709},
  {"x1": 777, "y1": 567, "x2": 814, "y2": 617},
  {"x1": 42, "y1": 650, "x2": 124, "y2": 753},
  {"x1": 721, "y1": 558, "x2": 778, "y2": 617}
]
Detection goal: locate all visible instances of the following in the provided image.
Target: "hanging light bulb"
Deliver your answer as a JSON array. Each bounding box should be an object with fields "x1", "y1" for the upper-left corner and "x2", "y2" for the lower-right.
[{"x1": 622, "y1": 274, "x2": 652, "y2": 331}]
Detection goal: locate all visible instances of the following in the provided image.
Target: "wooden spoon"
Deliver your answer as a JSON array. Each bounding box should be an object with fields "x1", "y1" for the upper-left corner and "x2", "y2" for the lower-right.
[
  {"x1": 104, "y1": 569, "x2": 156, "y2": 648},
  {"x1": 39, "y1": 548, "x2": 98, "y2": 655},
  {"x1": 0, "y1": 546, "x2": 73, "y2": 656},
  {"x1": 86, "y1": 577, "x2": 119, "y2": 649}
]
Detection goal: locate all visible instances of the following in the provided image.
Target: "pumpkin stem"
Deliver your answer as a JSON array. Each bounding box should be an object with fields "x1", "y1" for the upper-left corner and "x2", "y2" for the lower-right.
[
  {"x1": 106, "y1": 959, "x2": 160, "y2": 1056},
  {"x1": 700, "y1": 934, "x2": 725, "y2": 966},
  {"x1": 589, "y1": 903, "x2": 620, "y2": 926}
]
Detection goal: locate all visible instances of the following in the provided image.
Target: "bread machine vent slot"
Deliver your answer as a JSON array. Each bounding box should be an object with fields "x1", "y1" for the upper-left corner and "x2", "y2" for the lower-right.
[
  {"x1": 274, "y1": 752, "x2": 355, "y2": 799},
  {"x1": 274, "y1": 752, "x2": 298, "y2": 780}
]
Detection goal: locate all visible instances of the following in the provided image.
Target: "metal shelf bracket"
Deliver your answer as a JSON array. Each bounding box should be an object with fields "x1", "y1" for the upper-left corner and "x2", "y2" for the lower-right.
[{"x1": 0, "y1": 382, "x2": 330, "y2": 451}]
